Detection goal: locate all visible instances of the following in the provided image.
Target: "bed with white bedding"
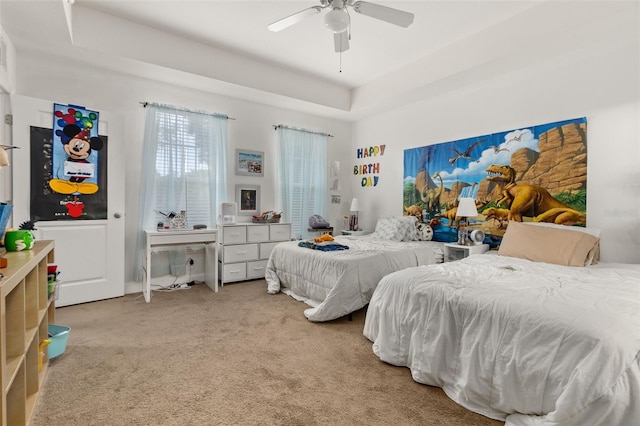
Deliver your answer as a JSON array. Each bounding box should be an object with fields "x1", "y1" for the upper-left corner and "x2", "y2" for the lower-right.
[
  {"x1": 266, "y1": 223, "x2": 444, "y2": 322},
  {"x1": 363, "y1": 222, "x2": 640, "y2": 426}
]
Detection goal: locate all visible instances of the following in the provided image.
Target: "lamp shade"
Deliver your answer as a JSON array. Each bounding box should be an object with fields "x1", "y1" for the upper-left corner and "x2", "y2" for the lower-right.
[
  {"x1": 324, "y1": 8, "x2": 349, "y2": 33},
  {"x1": 350, "y1": 198, "x2": 360, "y2": 212},
  {"x1": 456, "y1": 197, "x2": 478, "y2": 217}
]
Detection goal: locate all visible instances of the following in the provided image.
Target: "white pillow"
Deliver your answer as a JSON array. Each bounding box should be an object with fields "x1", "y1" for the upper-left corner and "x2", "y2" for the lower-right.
[
  {"x1": 374, "y1": 216, "x2": 416, "y2": 241},
  {"x1": 396, "y1": 215, "x2": 418, "y2": 241}
]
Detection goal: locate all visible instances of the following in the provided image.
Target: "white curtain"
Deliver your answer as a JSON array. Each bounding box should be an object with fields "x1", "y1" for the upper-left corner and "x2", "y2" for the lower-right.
[
  {"x1": 135, "y1": 104, "x2": 228, "y2": 281},
  {"x1": 276, "y1": 127, "x2": 327, "y2": 239}
]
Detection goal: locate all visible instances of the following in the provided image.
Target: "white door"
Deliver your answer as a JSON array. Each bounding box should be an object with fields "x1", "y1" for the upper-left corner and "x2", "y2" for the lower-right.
[{"x1": 11, "y1": 95, "x2": 125, "y2": 306}]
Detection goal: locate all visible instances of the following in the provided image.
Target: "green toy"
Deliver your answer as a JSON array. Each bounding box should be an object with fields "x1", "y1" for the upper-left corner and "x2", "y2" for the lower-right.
[{"x1": 4, "y1": 220, "x2": 37, "y2": 251}]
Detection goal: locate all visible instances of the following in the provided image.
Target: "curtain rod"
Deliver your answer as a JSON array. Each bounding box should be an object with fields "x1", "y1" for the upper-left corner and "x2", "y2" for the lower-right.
[
  {"x1": 140, "y1": 102, "x2": 235, "y2": 120},
  {"x1": 273, "y1": 124, "x2": 334, "y2": 138}
]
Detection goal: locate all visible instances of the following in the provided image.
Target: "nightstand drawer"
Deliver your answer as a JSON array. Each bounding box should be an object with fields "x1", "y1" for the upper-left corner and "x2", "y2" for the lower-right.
[
  {"x1": 220, "y1": 226, "x2": 247, "y2": 244},
  {"x1": 221, "y1": 262, "x2": 247, "y2": 282},
  {"x1": 247, "y1": 260, "x2": 268, "y2": 279},
  {"x1": 269, "y1": 224, "x2": 291, "y2": 241},
  {"x1": 223, "y1": 243, "x2": 259, "y2": 263},
  {"x1": 259, "y1": 242, "x2": 279, "y2": 259},
  {"x1": 247, "y1": 225, "x2": 270, "y2": 242}
]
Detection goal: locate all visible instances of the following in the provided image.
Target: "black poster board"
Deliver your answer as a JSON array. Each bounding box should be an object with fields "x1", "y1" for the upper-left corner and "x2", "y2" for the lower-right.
[{"x1": 30, "y1": 126, "x2": 108, "y2": 221}]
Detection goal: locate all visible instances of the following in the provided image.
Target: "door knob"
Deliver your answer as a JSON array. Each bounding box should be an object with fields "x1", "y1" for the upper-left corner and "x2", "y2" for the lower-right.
[{"x1": 114, "y1": 213, "x2": 122, "y2": 218}]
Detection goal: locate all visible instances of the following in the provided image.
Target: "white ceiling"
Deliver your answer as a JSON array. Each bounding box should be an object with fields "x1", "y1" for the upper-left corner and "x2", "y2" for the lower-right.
[
  {"x1": 68, "y1": 0, "x2": 538, "y2": 88},
  {"x1": 1, "y1": 1, "x2": 637, "y2": 121}
]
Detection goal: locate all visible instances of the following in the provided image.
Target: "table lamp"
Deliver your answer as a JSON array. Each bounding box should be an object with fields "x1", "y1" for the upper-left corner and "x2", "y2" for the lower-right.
[
  {"x1": 456, "y1": 197, "x2": 478, "y2": 245},
  {"x1": 349, "y1": 198, "x2": 360, "y2": 231}
]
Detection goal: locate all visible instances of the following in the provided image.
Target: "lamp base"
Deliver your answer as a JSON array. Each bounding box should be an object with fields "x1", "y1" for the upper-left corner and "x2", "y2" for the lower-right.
[
  {"x1": 349, "y1": 213, "x2": 358, "y2": 231},
  {"x1": 457, "y1": 227, "x2": 472, "y2": 245}
]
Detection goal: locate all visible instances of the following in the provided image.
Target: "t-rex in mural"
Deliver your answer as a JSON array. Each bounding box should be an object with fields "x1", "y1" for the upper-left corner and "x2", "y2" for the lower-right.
[
  {"x1": 486, "y1": 164, "x2": 586, "y2": 225},
  {"x1": 482, "y1": 207, "x2": 510, "y2": 229}
]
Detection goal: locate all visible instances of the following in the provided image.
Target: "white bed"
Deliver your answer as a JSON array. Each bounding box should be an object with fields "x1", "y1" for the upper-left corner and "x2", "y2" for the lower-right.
[
  {"x1": 266, "y1": 233, "x2": 444, "y2": 322},
  {"x1": 364, "y1": 222, "x2": 640, "y2": 426}
]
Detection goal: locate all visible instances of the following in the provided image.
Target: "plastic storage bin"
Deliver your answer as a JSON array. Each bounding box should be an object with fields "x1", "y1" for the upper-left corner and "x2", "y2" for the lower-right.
[{"x1": 48, "y1": 324, "x2": 71, "y2": 359}]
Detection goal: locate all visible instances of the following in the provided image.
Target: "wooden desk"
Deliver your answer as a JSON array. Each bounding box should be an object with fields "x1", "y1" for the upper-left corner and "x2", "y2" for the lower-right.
[{"x1": 144, "y1": 229, "x2": 218, "y2": 302}]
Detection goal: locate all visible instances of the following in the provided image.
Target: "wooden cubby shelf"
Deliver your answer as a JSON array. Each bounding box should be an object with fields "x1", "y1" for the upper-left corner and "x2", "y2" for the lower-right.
[{"x1": 1, "y1": 240, "x2": 55, "y2": 426}]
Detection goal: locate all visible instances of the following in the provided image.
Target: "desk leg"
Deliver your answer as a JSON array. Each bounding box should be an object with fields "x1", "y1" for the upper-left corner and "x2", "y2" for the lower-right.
[
  {"x1": 204, "y1": 242, "x2": 218, "y2": 293},
  {"x1": 144, "y1": 246, "x2": 151, "y2": 303}
]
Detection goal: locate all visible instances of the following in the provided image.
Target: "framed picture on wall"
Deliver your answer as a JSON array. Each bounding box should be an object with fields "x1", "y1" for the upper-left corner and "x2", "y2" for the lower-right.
[
  {"x1": 235, "y1": 149, "x2": 264, "y2": 177},
  {"x1": 236, "y1": 184, "x2": 260, "y2": 216}
]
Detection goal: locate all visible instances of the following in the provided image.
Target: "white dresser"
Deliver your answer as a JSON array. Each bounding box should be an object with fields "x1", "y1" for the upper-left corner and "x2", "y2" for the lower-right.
[{"x1": 217, "y1": 222, "x2": 291, "y2": 285}]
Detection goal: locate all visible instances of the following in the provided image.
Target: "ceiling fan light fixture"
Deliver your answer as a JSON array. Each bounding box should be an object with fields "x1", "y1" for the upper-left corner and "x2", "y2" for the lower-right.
[{"x1": 324, "y1": 8, "x2": 349, "y2": 33}]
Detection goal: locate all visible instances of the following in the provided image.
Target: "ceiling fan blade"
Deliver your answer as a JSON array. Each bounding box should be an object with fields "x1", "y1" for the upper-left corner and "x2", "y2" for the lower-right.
[
  {"x1": 351, "y1": 1, "x2": 414, "y2": 27},
  {"x1": 333, "y1": 31, "x2": 350, "y2": 53},
  {"x1": 268, "y1": 6, "x2": 323, "y2": 32}
]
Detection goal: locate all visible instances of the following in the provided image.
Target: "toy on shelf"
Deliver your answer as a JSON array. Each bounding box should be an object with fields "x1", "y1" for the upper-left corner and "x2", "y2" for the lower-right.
[
  {"x1": 252, "y1": 210, "x2": 282, "y2": 223},
  {"x1": 4, "y1": 218, "x2": 37, "y2": 252}
]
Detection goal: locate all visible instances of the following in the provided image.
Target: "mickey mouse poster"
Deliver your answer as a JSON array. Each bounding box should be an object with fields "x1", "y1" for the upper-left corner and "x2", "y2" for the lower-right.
[
  {"x1": 29, "y1": 104, "x2": 108, "y2": 221},
  {"x1": 50, "y1": 104, "x2": 104, "y2": 195}
]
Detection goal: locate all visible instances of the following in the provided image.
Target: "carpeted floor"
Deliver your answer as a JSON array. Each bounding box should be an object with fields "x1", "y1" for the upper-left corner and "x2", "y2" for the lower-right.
[{"x1": 32, "y1": 280, "x2": 504, "y2": 426}]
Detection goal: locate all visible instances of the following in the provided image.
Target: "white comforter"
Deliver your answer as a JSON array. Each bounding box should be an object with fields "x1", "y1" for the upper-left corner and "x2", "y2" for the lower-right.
[
  {"x1": 364, "y1": 254, "x2": 640, "y2": 426},
  {"x1": 266, "y1": 235, "x2": 443, "y2": 322}
]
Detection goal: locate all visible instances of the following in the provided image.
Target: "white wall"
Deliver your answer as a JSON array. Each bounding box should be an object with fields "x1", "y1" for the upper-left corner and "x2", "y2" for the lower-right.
[
  {"x1": 12, "y1": 51, "x2": 352, "y2": 291},
  {"x1": 350, "y1": 29, "x2": 640, "y2": 263}
]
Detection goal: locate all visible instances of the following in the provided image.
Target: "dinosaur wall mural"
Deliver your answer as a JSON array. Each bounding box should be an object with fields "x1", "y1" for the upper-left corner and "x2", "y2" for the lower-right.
[{"x1": 403, "y1": 117, "x2": 588, "y2": 245}]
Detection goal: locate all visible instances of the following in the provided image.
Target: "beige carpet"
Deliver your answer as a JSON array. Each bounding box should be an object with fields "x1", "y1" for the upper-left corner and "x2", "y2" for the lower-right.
[{"x1": 32, "y1": 280, "x2": 504, "y2": 426}]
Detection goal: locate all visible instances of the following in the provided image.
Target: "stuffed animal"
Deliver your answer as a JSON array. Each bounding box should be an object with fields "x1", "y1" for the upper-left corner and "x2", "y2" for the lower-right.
[{"x1": 314, "y1": 233, "x2": 334, "y2": 243}]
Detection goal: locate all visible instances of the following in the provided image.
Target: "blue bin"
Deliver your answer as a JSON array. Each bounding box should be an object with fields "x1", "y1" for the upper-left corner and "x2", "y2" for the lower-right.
[{"x1": 48, "y1": 324, "x2": 71, "y2": 359}]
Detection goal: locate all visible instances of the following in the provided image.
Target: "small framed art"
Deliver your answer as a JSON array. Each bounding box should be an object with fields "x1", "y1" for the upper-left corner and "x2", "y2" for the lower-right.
[
  {"x1": 236, "y1": 184, "x2": 260, "y2": 216},
  {"x1": 235, "y1": 149, "x2": 264, "y2": 177}
]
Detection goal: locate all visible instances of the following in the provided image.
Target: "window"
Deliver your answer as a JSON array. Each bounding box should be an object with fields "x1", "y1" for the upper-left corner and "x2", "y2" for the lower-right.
[
  {"x1": 135, "y1": 104, "x2": 228, "y2": 280},
  {"x1": 153, "y1": 112, "x2": 218, "y2": 226},
  {"x1": 276, "y1": 127, "x2": 327, "y2": 239}
]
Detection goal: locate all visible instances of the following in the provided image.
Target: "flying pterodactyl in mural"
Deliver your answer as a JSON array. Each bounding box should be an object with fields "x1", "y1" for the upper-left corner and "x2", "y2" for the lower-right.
[
  {"x1": 506, "y1": 130, "x2": 528, "y2": 144},
  {"x1": 448, "y1": 139, "x2": 485, "y2": 166},
  {"x1": 490, "y1": 145, "x2": 510, "y2": 154}
]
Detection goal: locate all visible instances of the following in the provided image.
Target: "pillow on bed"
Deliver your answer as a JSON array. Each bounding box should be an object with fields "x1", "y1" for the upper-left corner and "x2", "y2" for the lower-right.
[
  {"x1": 414, "y1": 222, "x2": 434, "y2": 241},
  {"x1": 521, "y1": 222, "x2": 601, "y2": 265},
  {"x1": 374, "y1": 216, "x2": 417, "y2": 241},
  {"x1": 398, "y1": 216, "x2": 418, "y2": 241},
  {"x1": 498, "y1": 221, "x2": 600, "y2": 267},
  {"x1": 522, "y1": 221, "x2": 601, "y2": 238}
]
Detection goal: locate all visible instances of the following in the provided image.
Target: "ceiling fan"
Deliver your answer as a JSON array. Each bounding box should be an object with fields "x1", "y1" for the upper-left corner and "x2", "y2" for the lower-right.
[{"x1": 267, "y1": 0, "x2": 415, "y2": 53}]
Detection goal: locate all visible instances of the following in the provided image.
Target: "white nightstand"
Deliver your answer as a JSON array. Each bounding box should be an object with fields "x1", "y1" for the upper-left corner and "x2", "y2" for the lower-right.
[
  {"x1": 307, "y1": 227, "x2": 334, "y2": 238},
  {"x1": 341, "y1": 230, "x2": 370, "y2": 236},
  {"x1": 444, "y1": 243, "x2": 490, "y2": 262}
]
